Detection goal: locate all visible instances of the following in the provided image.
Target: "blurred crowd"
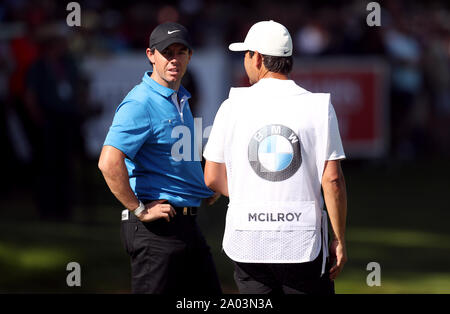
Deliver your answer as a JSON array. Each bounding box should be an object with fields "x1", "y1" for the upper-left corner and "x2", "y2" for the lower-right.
[{"x1": 0, "y1": 0, "x2": 449, "y2": 220}]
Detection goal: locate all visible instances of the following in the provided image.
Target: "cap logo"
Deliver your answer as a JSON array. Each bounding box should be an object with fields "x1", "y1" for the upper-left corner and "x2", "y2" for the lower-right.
[{"x1": 168, "y1": 30, "x2": 181, "y2": 34}]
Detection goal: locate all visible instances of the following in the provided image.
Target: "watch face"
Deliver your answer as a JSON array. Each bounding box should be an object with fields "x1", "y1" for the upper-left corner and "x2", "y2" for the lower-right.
[{"x1": 248, "y1": 124, "x2": 301, "y2": 182}]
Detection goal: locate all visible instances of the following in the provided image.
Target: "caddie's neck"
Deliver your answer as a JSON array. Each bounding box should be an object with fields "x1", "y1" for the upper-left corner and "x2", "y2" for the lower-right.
[
  {"x1": 259, "y1": 70, "x2": 288, "y2": 81},
  {"x1": 245, "y1": 50, "x2": 288, "y2": 85},
  {"x1": 252, "y1": 66, "x2": 288, "y2": 85}
]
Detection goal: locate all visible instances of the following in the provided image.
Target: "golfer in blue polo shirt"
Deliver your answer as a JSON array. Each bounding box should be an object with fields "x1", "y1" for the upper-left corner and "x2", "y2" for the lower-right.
[{"x1": 98, "y1": 22, "x2": 222, "y2": 294}]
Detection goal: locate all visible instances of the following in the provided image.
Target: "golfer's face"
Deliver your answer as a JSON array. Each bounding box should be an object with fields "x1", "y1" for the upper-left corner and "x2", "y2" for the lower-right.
[{"x1": 153, "y1": 43, "x2": 192, "y2": 87}]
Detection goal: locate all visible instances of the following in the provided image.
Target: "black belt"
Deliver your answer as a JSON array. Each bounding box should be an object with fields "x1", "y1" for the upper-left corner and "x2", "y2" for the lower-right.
[
  {"x1": 140, "y1": 200, "x2": 198, "y2": 216},
  {"x1": 174, "y1": 206, "x2": 198, "y2": 216}
]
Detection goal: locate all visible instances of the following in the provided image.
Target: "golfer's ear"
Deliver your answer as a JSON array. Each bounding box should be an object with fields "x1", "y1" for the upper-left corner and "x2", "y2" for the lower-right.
[
  {"x1": 254, "y1": 51, "x2": 263, "y2": 69},
  {"x1": 146, "y1": 48, "x2": 155, "y2": 64}
]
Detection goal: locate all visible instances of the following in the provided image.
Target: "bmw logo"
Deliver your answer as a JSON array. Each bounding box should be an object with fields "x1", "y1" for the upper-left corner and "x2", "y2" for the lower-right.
[{"x1": 248, "y1": 124, "x2": 301, "y2": 182}]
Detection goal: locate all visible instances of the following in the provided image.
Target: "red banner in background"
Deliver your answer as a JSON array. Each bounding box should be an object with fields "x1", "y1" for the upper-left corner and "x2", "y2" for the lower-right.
[{"x1": 234, "y1": 58, "x2": 390, "y2": 158}]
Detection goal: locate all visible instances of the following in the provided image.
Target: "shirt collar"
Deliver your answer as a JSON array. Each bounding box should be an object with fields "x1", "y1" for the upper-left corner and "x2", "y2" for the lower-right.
[
  {"x1": 253, "y1": 78, "x2": 309, "y2": 95},
  {"x1": 143, "y1": 71, "x2": 191, "y2": 99}
]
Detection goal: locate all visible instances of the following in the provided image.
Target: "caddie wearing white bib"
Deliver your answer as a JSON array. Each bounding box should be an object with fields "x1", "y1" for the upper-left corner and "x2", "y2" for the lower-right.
[{"x1": 204, "y1": 20, "x2": 348, "y2": 294}]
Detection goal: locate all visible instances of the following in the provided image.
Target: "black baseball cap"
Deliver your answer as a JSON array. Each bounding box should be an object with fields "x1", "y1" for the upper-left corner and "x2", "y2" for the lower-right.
[{"x1": 149, "y1": 22, "x2": 192, "y2": 52}]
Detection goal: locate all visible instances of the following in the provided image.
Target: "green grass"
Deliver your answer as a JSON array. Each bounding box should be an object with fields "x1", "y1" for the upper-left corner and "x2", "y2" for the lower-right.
[
  {"x1": 0, "y1": 219, "x2": 130, "y2": 293},
  {"x1": 0, "y1": 159, "x2": 449, "y2": 293},
  {"x1": 335, "y1": 160, "x2": 450, "y2": 293}
]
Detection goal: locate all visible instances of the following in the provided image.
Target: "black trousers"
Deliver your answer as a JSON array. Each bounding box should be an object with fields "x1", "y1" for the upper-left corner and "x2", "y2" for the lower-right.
[
  {"x1": 120, "y1": 206, "x2": 222, "y2": 294},
  {"x1": 233, "y1": 247, "x2": 335, "y2": 295}
]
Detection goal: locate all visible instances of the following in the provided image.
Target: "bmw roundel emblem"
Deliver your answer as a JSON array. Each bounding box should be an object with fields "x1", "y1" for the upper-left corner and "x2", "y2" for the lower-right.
[{"x1": 248, "y1": 124, "x2": 301, "y2": 182}]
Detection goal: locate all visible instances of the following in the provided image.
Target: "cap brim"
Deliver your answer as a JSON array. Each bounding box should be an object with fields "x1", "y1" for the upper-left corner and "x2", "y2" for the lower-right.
[
  {"x1": 153, "y1": 38, "x2": 192, "y2": 52},
  {"x1": 229, "y1": 42, "x2": 248, "y2": 52}
]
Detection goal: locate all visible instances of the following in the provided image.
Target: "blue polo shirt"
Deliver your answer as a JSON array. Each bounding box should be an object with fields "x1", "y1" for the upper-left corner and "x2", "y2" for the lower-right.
[{"x1": 104, "y1": 71, "x2": 213, "y2": 206}]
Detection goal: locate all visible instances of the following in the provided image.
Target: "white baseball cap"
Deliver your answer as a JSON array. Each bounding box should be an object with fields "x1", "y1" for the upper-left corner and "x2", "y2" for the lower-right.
[{"x1": 229, "y1": 20, "x2": 293, "y2": 57}]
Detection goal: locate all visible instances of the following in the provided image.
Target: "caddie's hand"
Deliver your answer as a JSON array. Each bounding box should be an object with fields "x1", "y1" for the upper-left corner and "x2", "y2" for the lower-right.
[
  {"x1": 329, "y1": 238, "x2": 347, "y2": 280},
  {"x1": 206, "y1": 191, "x2": 221, "y2": 206},
  {"x1": 137, "y1": 199, "x2": 176, "y2": 222}
]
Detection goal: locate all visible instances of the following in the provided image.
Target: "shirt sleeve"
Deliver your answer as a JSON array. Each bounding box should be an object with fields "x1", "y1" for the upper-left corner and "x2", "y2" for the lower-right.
[
  {"x1": 326, "y1": 102, "x2": 346, "y2": 160},
  {"x1": 103, "y1": 99, "x2": 152, "y2": 160},
  {"x1": 203, "y1": 100, "x2": 230, "y2": 163}
]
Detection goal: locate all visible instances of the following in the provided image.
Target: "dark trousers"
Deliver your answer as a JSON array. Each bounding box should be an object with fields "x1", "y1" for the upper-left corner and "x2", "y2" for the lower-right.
[
  {"x1": 233, "y1": 247, "x2": 335, "y2": 294},
  {"x1": 120, "y1": 206, "x2": 222, "y2": 294}
]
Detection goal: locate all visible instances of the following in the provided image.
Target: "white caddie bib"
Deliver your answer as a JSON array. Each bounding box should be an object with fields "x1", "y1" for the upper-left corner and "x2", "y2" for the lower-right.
[{"x1": 203, "y1": 79, "x2": 346, "y2": 270}]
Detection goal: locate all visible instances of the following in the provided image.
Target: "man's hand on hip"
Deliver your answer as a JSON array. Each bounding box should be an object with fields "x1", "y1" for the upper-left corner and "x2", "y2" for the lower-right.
[{"x1": 137, "y1": 200, "x2": 177, "y2": 222}]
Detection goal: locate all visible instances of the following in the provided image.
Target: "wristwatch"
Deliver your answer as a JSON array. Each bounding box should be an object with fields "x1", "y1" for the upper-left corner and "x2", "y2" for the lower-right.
[{"x1": 133, "y1": 201, "x2": 146, "y2": 217}]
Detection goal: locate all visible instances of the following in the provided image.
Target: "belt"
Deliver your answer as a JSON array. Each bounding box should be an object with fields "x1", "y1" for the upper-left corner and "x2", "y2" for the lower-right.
[
  {"x1": 174, "y1": 206, "x2": 198, "y2": 216},
  {"x1": 140, "y1": 200, "x2": 198, "y2": 216},
  {"x1": 121, "y1": 205, "x2": 198, "y2": 221}
]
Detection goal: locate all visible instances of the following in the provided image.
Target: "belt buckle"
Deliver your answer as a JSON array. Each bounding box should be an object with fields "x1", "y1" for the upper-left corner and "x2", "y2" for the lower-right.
[{"x1": 182, "y1": 207, "x2": 197, "y2": 216}]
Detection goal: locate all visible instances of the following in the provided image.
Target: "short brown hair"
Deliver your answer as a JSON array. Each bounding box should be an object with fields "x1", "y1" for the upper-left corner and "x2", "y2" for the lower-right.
[{"x1": 248, "y1": 51, "x2": 293, "y2": 75}]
